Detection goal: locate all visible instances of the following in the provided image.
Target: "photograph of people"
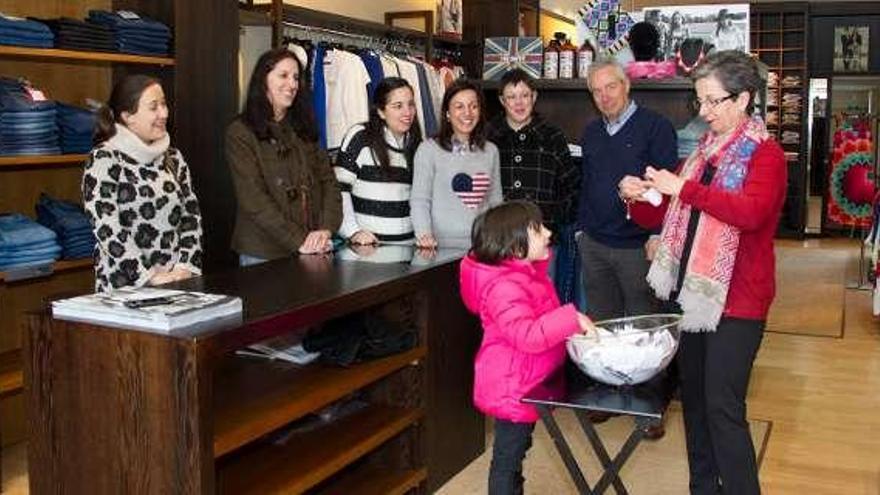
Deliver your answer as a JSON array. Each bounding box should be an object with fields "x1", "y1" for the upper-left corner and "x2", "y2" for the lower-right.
[
  {"x1": 226, "y1": 48, "x2": 342, "y2": 266},
  {"x1": 714, "y1": 8, "x2": 746, "y2": 52},
  {"x1": 83, "y1": 75, "x2": 203, "y2": 293}
]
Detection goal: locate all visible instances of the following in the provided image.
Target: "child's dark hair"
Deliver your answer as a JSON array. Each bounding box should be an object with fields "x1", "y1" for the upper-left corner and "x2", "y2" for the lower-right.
[{"x1": 471, "y1": 201, "x2": 543, "y2": 265}]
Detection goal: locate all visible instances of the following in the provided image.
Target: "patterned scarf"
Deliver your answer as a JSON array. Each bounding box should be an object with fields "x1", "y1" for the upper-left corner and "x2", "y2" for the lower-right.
[{"x1": 647, "y1": 116, "x2": 769, "y2": 332}]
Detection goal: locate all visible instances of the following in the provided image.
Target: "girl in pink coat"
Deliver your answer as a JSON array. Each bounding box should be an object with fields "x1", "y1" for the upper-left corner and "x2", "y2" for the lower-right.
[{"x1": 460, "y1": 201, "x2": 594, "y2": 494}]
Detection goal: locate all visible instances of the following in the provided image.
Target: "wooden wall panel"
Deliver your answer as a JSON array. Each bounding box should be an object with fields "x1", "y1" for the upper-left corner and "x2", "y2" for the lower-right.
[
  {"x1": 0, "y1": 166, "x2": 84, "y2": 215},
  {"x1": 0, "y1": 0, "x2": 110, "y2": 18}
]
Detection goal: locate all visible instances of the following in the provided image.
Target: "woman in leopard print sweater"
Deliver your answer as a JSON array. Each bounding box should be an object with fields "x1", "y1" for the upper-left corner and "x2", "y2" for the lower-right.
[{"x1": 83, "y1": 75, "x2": 203, "y2": 293}]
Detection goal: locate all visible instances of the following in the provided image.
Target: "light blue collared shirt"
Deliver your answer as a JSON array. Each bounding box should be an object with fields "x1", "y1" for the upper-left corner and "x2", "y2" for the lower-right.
[{"x1": 604, "y1": 100, "x2": 638, "y2": 136}]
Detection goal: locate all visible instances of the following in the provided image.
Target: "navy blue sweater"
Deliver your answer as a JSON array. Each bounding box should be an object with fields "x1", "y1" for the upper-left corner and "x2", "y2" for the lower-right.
[{"x1": 577, "y1": 106, "x2": 678, "y2": 248}]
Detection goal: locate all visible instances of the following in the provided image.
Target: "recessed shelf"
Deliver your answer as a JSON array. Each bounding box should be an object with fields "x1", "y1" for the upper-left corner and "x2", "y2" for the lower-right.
[
  {"x1": 0, "y1": 154, "x2": 88, "y2": 168},
  {"x1": 0, "y1": 45, "x2": 174, "y2": 65}
]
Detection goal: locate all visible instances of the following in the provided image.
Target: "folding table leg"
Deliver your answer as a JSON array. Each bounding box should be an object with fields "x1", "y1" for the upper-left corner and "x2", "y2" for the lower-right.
[
  {"x1": 592, "y1": 416, "x2": 660, "y2": 495},
  {"x1": 575, "y1": 411, "x2": 629, "y2": 495},
  {"x1": 536, "y1": 405, "x2": 593, "y2": 494}
]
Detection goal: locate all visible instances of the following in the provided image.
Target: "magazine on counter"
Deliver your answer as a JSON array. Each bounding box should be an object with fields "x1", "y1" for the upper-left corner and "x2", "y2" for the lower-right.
[{"x1": 52, "y1": 287, "x2": 243, "y2": 333}]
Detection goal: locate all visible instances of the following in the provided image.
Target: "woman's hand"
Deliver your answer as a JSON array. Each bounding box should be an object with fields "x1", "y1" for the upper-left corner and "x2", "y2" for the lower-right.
[
  {"x1": 577, "y1": 312, "x2": 596, "y2": 335},
  {"x1": 299, "y1": 229, "x2": 333, "y2": 254},
  {"x1": 618, "y1": 175, "x2": 650, "y2": 201},
  {"x1": 148, "y1": 267, "x2": 192, "y2": 286},
  {"x1": 350, "y1": 230, "x2": 378, "y2": 246},
  {"x1": 644, "y1": 166, "x2": 685, "y2": 197},
  {"x1": 645, "y1": 236, "x2": 661, "y2": 261},
  {"x1": 415, "y1": 233, "x2": 438, "y2": 249}
]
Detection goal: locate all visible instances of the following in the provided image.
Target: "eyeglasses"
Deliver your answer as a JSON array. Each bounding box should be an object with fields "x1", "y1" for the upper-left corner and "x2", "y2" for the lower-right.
[{"x1": 691, "y1": 94, "x2": 736, "y2": 111}]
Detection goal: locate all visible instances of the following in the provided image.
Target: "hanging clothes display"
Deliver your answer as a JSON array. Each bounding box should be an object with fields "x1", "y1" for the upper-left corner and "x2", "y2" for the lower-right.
[
  {"x1": 285, "y1": 22, "x2": 467, "y2": 151},
  {"x1": 827, "y1": 115, "x2": 876, "y2": 230}
]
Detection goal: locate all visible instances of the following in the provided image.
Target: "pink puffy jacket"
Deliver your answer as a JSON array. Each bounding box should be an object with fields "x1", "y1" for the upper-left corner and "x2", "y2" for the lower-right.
[{"x1": 459, "y1": 254, "x2": 581, "y2": 423}]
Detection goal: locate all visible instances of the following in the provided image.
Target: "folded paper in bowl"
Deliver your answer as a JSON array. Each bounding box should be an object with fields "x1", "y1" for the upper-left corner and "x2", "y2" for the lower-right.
[{"x1": 567, "y1": 314, "x2": 681, "y2": 386}]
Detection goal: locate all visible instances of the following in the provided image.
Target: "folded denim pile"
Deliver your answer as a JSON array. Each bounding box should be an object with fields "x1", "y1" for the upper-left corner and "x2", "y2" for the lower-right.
[
  {"x1": 0, "y1": 213, "x2": 61, "y2": 271},
  {"x1": 0, "y1": 12, "x2": 54, "y2": 48},
  {"x1": 87, "y1": 10, "x2": 171, "y2": 56},
  {"x1": 56, "y1": 102, "x2": 96, "y2": 153},
  {"x1": 0, "y1": 77, "x2": 60, "y2": 156},
  {"x1": 38, "y1": 17, "x2": 116, "y2": 52},
  {"x1": 35, "y1": 193, "x2": 95, "y2": 260}
]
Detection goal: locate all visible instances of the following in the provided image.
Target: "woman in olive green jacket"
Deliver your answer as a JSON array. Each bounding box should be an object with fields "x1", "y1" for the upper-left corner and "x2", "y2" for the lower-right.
[{"x1": 226, "y1": 48, "x2": 342, "y2": 265}]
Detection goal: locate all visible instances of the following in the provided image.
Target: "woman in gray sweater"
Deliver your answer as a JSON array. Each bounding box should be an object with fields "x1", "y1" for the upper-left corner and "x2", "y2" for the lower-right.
[{"x1": 410, "y1": 79, "x2": 502, "y2": 249}]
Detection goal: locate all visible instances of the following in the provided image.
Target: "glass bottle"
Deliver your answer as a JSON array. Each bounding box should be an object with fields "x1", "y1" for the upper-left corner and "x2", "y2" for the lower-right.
[
  {"x1": 544, "y1": 36, "x2": 560, "y2": 79},
  {"x1": 577, "y1": 40, "x2": 595, "y2": 79},
  {"x1": 559, "y1": 33, "x2": 576, "y2": 79}
]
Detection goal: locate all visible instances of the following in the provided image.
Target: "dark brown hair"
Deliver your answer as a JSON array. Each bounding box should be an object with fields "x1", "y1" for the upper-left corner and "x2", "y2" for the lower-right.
[
  {"x1": 94, "y1": 74, "x2": 162, "y2": 143},
  {"x1": 499, "y1": 68, "x2": 537, "y2": 94},
  {"x1": 437, "y1": 79, "x2": 487, "y2": 152},
  {"x1": 471, "y1": 201, "x2": 544, "y2": 265},
  {"x1": 365, "y1": 77, "x2": 422, "y2": 168},
  {"x1": 242, "y1": 48, "x2": 317, "y2": 142}
]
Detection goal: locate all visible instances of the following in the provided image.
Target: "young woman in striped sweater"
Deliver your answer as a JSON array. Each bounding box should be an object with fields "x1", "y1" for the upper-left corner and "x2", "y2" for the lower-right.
[{"x1": 334, "y1": 77, "x2": 423, "y2": 245}]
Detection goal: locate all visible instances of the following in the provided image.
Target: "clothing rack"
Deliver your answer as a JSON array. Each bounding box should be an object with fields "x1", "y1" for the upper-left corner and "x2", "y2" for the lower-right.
[{"x1": 282, "y1": 21, "x2": 424, "y2": 57}]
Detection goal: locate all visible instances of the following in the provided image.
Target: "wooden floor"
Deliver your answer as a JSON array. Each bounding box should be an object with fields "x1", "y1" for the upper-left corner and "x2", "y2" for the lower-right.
[{"x1": 3, "y1": 238, "x2": 880, "y2": 494}]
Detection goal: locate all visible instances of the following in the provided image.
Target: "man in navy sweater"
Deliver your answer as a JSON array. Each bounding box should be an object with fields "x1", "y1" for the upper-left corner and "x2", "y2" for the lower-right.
[
  {"x1": 577, "y1": 59, "x2": 678, "y2": 437},
  {"x1": 578, "y1": 59, "x2": 678, "y2": 321}
]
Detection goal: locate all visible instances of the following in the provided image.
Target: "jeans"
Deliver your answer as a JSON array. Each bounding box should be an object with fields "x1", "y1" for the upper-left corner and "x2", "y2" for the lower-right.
[
  {"x1": 87, "y1": 10, "x2": 170, "y2": 36},
  {"x1": 488, "y1": 419, "x2": 535, "y2": 495},
  {"x1": 36, "y1": 193, "x2": 95, "y2": 237},
  {"x1": 0, "y1": 15, "x2": 51, "y2": 34},
  {"x1": 0, "y1": 213, "x2": 58, "y2": 248},
  {"x1": 0, "y1": 80, "x2": 56, "y2": 112},
  {"x1": 239, "y1": 254, "x2": 268, "y2": 266},
  {"x1": 679, "y1": 318, "x2": 764, "y2": 495}
]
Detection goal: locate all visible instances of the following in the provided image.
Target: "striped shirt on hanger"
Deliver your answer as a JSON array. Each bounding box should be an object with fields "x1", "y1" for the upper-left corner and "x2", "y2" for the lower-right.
[{"x1": 334, "y1": 124, "x2": 415, "y2": 243}]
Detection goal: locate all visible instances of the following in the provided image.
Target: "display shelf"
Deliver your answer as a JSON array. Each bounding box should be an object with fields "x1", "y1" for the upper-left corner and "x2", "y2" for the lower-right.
[
  {"x1": 481, "y1": 77, "x2": 693, "y2": 91},
  {"x1": 0, "y1": 45, "x2": 174, "y2": 65},
  {"x1": 0, "y1": 154, "x2": 88, "y2": 168},
  {"x1": 0, "y1": 258, "x2": 91, "y2": 283},
  {"x1": 0, "y1": 349, "x2": 23, "y2": 399},
  {"x1": 217, "y1": 404, "x2": 422, "y2": 493},
  {"x1": 213, "y1": 346, "x2": 427, "y2": 457}
]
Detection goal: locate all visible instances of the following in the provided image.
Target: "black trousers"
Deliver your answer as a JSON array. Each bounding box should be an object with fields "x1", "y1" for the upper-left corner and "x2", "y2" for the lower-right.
[
  {"x1": 577, "y1": 233, "x2": 656, "y2": 322},
  {"x1": 488, "y1": 419, "x2": 535, "y2": 495},
  {"x1": 678, "y1": 317, "x2": 764, "y2": 495}
]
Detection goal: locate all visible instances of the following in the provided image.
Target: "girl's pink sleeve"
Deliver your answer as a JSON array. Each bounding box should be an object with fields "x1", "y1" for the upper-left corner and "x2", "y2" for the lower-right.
[{"x1": 483, "y1": 280, "x2": 581, "y2": 354}]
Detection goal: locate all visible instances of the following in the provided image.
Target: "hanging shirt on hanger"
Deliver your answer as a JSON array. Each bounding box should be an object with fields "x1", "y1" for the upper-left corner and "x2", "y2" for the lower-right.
[
  {"x1": 380, "y1": 53, "x2": 401, "y2": 77},
  {"x1": 395, "y1": 58, "x2": 426, "y2": 138},
  {"x1": 324, "y1": 48, "x2": 371, "y2": 150},
  {"x1": 359, "y1": 50, "x2": 385, "y2": 101},
  {"x1": 413, "y1": 61, "x2": 438, "y2": 136},
  {"x1": 313, "y1": 44, "x2": 329, "y2": 149}
]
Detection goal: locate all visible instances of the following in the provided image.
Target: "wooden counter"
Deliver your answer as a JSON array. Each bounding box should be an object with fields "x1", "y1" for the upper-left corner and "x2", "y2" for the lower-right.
[{"x1": 26, "y1": 248, "x2": 484, "y2": 493}]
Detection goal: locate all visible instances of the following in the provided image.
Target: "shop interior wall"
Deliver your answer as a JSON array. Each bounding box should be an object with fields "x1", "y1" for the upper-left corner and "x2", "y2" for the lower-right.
[
  {"x1": 811, "y1": 15, "x2": 880, "y2": 76},
  {"x1": 251, "y1": 0, "x2": 435, "y2": 25}
]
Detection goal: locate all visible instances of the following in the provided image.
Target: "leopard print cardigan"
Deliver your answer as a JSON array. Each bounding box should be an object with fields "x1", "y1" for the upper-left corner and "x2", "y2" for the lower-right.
[{"x1": 82, "y1": 124, "x2": 203, "y2": 293}]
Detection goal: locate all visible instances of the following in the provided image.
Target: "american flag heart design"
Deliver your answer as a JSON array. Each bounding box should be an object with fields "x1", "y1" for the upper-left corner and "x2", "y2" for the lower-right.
[{"x1": 451, "y1": 172, "x2": 490, "y2": 209}]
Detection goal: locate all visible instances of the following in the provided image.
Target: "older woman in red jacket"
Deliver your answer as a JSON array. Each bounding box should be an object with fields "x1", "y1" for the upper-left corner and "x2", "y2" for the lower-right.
[{"x1": 621, "y1": 50, "x2": 785, "y2": 495}]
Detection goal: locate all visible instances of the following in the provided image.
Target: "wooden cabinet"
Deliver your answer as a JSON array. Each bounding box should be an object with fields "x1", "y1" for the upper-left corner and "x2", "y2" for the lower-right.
[
  {"x1": 751, "y1": 3, "x2": 810, "y2": 237},
  {"x1": 26, "y1": 253, "x2": 484, "y2": 493}
]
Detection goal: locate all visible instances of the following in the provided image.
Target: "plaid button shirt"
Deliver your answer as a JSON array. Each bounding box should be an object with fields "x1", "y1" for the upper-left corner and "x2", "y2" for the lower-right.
[{"x1": 488, "y1": 114, "x2": 581, "y2": 229}]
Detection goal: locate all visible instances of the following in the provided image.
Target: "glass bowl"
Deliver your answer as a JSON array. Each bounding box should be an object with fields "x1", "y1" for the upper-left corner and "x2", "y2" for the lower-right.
[{"x1": 566, "y1": 314, "x2": 682, "y2": 386}]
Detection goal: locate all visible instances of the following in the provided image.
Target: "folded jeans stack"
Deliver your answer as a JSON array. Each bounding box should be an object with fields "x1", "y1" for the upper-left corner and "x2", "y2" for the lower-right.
[
  {"x1": 87, "y1": 10, "x2": 170, "y2": 56},
  {"x1": 38, "y1": 17, "x2": 116, "y2": 52},
  {"x1": 35, "y1": 193, "x2": 95, "y2": 260},
  {"x1": 0, "y1": 13, "x2": 53, "y2": 48},
  {"x1": 56, "y1": 102, "x2": 96, "y2": 153},
  {"x1": 0, "y1": 77, "x2": 60, "y2": 156},
  {"x1": 0, "y1": 213, "x2": 61, "y2": 271}
]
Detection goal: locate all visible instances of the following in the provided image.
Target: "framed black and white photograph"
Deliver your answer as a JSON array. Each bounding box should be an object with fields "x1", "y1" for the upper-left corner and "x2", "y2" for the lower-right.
[
  {"x1": 834, "y1": 26, "x2": 869, "y2": 72},
  {"x1": 436, "y1": 0, "x2": 463, "y2": 38},
  {"x1": 643, "y1": 4, "x2": 750, "y2": 61}
]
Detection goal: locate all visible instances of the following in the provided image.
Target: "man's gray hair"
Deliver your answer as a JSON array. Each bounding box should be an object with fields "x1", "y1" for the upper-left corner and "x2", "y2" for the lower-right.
[{"x1": 586, "y1": 58, "x2": 628, "y2": 91}]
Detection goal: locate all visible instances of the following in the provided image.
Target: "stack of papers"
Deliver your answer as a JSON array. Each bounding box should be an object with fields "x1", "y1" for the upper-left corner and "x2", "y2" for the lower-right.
[{"x1": 52, "y1": 287, "x2": 242, "y2": 333}]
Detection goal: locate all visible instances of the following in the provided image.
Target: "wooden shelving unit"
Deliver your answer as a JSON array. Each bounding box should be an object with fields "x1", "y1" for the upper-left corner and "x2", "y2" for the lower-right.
[
  {"x1": 213, "y1": 346, "x2": 426, "y2": 456},
  {"x1": 217, "y1": 405, "x2": 422, "y2": 493},
  {"x1": 0, "y1": 45, "x2": 174, "y2": 65},
  {"x1": 751, "y1": 3, "x2": 809, "y2": 237},
  {"x1": 0, "y1": 154, "x2": 88, "y2": 168}
]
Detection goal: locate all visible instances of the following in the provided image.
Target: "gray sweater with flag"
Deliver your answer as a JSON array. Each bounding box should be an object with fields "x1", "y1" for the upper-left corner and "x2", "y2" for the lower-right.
[{"x1": 410, "y1": 138, "x2": 502, "y2": 248}]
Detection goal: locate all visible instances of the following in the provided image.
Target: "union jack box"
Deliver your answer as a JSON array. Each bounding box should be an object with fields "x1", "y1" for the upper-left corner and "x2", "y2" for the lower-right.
[{"x1": 482, "y1": 37, "x2": 543, "y2": 81}]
